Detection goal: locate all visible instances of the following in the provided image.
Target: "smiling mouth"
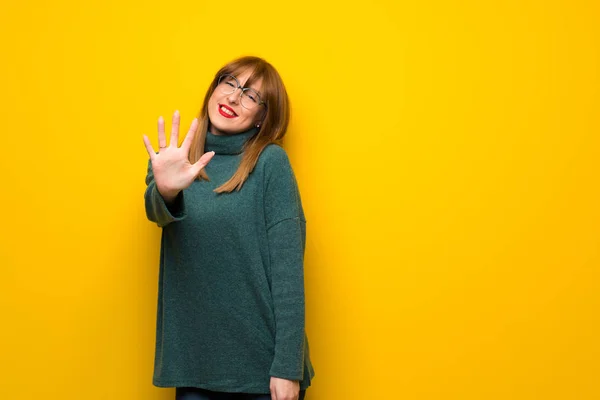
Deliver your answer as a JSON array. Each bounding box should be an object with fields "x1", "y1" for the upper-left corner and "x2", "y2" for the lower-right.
[{"x1": 218, "y1": 104, "x2": 237, "y2": 118}]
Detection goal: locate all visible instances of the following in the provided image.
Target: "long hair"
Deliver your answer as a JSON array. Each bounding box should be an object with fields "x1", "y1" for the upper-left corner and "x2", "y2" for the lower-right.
[{"x1": 189, "y1": 56, "x2": 290, "y2": 193}]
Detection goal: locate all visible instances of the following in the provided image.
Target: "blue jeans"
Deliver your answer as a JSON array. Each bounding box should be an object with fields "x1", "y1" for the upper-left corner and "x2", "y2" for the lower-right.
[{"x1": 175, "y1": 387, "x2": 307, "y2": 400}]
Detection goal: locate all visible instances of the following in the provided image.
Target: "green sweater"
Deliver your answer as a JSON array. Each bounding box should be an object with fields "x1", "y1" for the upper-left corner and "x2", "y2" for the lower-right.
[{"x1": 144, "y1": 126, "x2": 315, "y2": 393}]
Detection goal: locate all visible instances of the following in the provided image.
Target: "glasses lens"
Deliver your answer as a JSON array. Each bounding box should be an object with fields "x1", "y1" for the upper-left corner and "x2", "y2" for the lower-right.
[
  {"x1": 218, "y1": 75, "x2": 237, "y2": 94},
  {"x1": 241, "y1": 89, "x2": 261, "y2": 109}
]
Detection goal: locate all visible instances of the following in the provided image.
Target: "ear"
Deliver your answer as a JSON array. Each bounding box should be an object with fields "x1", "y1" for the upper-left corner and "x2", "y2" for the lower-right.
[
  {"x1": 254, "y1": 112, "x2": 266, "y2": 128},
  {"x1": 255, "y1": 106, "x2": 267, "y2": 124}
]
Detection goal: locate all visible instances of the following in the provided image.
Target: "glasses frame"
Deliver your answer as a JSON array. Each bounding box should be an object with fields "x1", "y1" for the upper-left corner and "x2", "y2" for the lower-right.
[{"x1": 216, "y1": 74, "x2": 267, "y2": 111}]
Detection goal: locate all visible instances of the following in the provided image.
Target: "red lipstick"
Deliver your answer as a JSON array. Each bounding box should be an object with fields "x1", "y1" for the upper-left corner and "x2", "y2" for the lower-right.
[{"x1": 218, "y1": 104, "x2": 237, "y2": 118}]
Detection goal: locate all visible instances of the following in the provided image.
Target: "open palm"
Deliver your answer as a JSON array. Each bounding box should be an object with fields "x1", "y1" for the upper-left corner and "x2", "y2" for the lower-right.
[{"x1": 142, "y1": 111, "x2": 215, "y2": 198}]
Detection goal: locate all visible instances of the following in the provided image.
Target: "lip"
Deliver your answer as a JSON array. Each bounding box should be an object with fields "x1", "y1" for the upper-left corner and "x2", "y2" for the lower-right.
[{"x1": 218, "y1": 103, "x2": 238, "y2": 118}]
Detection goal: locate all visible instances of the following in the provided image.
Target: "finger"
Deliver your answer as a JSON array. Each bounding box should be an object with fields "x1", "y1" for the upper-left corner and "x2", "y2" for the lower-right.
[
  {"x1": 193, "y1": 151, "x2": 215, "y2": 176},
  {"x1": 181, "y1": 118, "x2": 199, "y2": 152},
  {"x1": 157, "y1": 116, "x2": 167, "y2": 149},
  {"x1": 170, "y1": 110, "x2": 180, "y2": 148},
  {"x1": 142, "y1": 134, "x2": 156, "y2": 161}
]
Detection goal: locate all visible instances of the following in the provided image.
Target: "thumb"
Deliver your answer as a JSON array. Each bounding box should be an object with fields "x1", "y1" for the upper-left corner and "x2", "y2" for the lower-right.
[
  {"x1": 270, "y1": 378, "x2": 278, "y2": 400},
  {"x1": 193, "y1": 151, "x2": 215, "y2": 175}
]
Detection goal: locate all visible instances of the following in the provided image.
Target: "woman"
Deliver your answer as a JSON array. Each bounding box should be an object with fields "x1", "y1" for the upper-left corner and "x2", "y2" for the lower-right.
[{"x1": 142, "y1": 56, "x2": 315, "y2": 400}]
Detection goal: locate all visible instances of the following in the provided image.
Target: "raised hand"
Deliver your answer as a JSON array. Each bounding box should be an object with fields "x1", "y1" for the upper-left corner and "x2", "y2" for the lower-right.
[{"x1": 143, "y1": 110, "x2": 215, "y2": 201}]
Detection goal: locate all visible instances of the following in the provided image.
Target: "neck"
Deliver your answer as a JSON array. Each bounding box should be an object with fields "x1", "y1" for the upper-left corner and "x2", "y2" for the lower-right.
[{"x1": 205, "y1": 125, "x2": 260, "y2": 155}]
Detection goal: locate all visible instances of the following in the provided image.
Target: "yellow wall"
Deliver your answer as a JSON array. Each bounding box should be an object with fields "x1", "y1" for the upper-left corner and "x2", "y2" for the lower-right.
[{"x1": 1, "y1": 0, "x2": 598, "y2": 398}]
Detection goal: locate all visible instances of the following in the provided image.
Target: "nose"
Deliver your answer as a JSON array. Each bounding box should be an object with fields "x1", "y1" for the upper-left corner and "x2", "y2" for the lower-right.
[{"x1": 227, "y1": 87, "x2": 242, "y2": 104}]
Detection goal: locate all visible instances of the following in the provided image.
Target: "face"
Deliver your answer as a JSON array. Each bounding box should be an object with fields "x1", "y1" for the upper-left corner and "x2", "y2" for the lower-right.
[{"x1": 207, "y1": 68, "x2": 264, "y2": 136}]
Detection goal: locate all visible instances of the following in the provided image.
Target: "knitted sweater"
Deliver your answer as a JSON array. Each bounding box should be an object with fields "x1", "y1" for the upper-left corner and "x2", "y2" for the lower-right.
[{"x1": 144, "y1": 126, "x2": 315, "y2": 393}]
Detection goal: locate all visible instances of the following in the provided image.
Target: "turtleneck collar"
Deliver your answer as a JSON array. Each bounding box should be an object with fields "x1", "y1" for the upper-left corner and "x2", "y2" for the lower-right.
[{"x1": 205, "y1": 126, "x2": 259, "y2": 155}]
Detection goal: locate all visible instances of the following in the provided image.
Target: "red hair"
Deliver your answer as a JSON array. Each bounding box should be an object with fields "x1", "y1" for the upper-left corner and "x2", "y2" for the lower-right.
[{"x1": 189, "y1": 56, "x2": 291, "y2": 193}]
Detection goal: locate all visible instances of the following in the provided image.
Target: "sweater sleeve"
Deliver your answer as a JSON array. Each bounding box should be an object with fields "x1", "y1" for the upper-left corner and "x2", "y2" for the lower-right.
[
  {"x1": 144, "y1": 158, "x2": 187, "y2": 228},
  {"x1": 264, "y1": 146, "x2": 307, "y2": 381}
]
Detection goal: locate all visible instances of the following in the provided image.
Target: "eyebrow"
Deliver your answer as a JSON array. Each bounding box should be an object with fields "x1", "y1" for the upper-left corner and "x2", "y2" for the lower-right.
[
  {"x1": 232, "y1": 74, "x2": 262, "y2": 97},
  {"x1": 244, "y1": 82, "x2": 262, "y2": 97}
]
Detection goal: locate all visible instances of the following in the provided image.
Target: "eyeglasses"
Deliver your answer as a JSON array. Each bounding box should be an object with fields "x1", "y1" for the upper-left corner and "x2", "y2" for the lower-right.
[{"x1": 216, "y1": 74, "x2": 266, "y2": 110}]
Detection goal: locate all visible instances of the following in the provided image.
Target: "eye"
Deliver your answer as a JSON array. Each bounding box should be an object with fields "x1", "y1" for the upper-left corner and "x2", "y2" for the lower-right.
[
  {"x1": 225, "y1": 81, "x2": 235, "y2": 88},
  {"x1": 244, "y1": 90, "x2": 260, "y2": 103}
]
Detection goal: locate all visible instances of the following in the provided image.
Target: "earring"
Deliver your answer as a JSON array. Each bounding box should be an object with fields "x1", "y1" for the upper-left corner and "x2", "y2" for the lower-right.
[{"x1": 256, "y1": 123, "x2": 261, "y2": 128}]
